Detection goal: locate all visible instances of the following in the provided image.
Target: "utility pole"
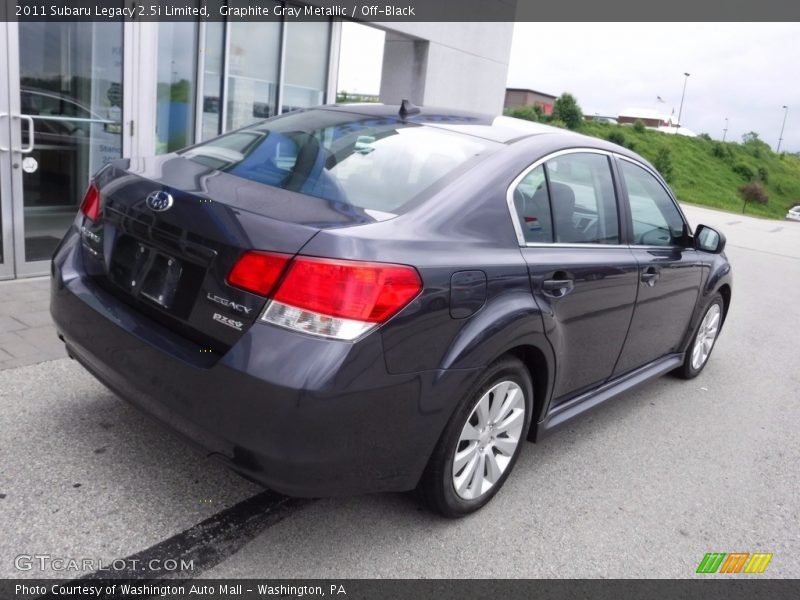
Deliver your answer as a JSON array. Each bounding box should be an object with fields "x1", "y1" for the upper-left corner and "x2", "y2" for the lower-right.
[
  {"x1": 776, "y1": 105, "x2": 789, "y2": 153},
  {"x1": 675, "y1": 72, "x2": 690, "y2": 134},
  {"x1": 722, "y1": 117, "x2": 728, "y2": 142}
]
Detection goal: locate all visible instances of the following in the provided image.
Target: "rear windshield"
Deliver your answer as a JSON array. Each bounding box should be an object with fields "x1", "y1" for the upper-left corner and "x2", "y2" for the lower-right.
[{"x1": 181, "y1": 109, "x2": 494, "y2": 214}]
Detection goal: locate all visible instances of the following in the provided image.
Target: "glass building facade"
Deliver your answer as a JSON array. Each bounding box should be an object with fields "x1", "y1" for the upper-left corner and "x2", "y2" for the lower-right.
[{"x1": 0, "y1": 15, "x2": 334, "y2": 279}]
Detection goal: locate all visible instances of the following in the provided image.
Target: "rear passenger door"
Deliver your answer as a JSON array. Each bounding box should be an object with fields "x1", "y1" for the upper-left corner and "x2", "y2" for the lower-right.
[
  {"x1": 612, "y1": 157, "x2": 703, "y2": 375},
  {"x1": 510, "y1": 150, "x2": 639, "y2": 404}
]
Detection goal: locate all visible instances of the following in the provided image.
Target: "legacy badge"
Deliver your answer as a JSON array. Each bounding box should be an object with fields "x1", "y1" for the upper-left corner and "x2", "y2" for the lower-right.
[{"x1": 206, "y1": 292, "x2": 252, "y2": 315}]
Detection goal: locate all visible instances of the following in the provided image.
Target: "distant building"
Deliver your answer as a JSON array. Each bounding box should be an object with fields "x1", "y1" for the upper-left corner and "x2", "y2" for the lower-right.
[
  {"x1": 618, "y1": 107, "x2": 697, "y2": 137},
  {"x1": 618, "y1": 107, "x2": 672, "y2": 128},
  {"x1": 585, "y1": 114, "x2": 618, "y2": 124},
  {"x1": 504, "y1": 88, "x2": 557, "y2": 115}
]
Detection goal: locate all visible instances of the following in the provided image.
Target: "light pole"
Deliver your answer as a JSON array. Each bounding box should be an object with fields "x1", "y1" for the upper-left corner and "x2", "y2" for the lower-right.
[
  {"x1": 676, "y1": 72, "x2": 690, "y2": 134},
  {"x1": 722, "y1": 117, "x2": 728, "y2": 142},
  {"x1": 776, "y1": 105, "x2": 789, "y2": 153}
]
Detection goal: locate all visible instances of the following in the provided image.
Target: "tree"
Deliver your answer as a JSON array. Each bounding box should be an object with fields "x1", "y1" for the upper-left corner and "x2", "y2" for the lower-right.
[
  {"x1": 742, "y1": 131, "x2": 761, "y2": 144},
  {"x1": 551, "y1": 93, "x2": 583, "y2": 130}
]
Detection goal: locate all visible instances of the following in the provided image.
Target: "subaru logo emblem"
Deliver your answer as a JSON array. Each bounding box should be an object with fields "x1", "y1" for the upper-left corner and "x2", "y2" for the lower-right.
[{"x1": 145, "y1": 190, "x2": 174, "y2": 212}]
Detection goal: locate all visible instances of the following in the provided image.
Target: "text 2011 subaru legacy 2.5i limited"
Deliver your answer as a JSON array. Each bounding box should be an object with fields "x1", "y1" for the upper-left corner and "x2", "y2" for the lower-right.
[{"x1": 51, "y1": 103, "x2": 732, "y2": 517}]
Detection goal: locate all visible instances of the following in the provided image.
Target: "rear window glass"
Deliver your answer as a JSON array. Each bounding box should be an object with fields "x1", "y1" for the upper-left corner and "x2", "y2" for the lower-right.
[{"x1": 182, "y1": 109, "x2": 494, "y2": 214}]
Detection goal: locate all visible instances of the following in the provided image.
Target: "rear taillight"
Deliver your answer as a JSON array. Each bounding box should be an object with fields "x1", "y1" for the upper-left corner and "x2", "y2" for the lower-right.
[
  {"x1": 80, "y1": 182, "x2": 101, "y2": 223},
  {"x1": 263, "y1": 257, "x2": 422, "y2": 341},
  {"x1": 227, "y1": 251, "x2": 292, "y2": 296}
]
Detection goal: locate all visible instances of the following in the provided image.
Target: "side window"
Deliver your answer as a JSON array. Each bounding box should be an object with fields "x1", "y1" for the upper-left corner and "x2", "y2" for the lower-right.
[
  {"x1": 545, "y1": 153, "x2": 620, "y2": 244},
  {"x1": 620, "y1": 160, "x2": 685, "y2": 246},
  {"x1": 511, "y1": 165, "x2": 554, "y2": 243}
]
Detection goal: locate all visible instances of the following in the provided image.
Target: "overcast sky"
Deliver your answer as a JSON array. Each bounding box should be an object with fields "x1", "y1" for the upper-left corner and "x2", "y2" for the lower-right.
[
  {"x1": 508, "y1": 23, "x2": 800, "y2": 151},
  {"x1": 337, "y1": 22, "x2": 386, "y2": 96},
  {"x1": 339, "y1": 22, "x2": 799, "y2": 152}
]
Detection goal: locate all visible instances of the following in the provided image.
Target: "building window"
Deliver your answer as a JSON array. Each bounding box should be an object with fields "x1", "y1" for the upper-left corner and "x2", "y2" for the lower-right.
[
  {"x1": 156, "y1": 22, "x2": 198, "y2": 153},
  {"x1": 200, "y1": 21, "x2": 225, "y2": 141},
  {"x1": 282, "y1": 19, "x2": 330, "y2": 113},
  {"x1": 226, "y1": 20, "x2": 281, "y2": 131},
  {"x1": 171, "y1": 12, "x2": 334, "y2": 147}
]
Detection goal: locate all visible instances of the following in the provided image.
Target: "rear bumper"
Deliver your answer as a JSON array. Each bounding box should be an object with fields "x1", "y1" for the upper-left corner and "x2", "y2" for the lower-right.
[{"x1": 51, "y1": 230, "x2": 479, "y2": 497}]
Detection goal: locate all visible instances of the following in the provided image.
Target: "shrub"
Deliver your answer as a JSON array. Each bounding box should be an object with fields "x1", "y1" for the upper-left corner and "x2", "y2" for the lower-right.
[
  {"x1": 551, "y1": 93, "x2": 583, "y2": 130},
  {"x1": 711, "y1": 142, "x2": 731, "y2": 160},
  {"x1": 548, "y1": 118, "x2": 568, "y2": 129},
  {"x1": 504, "y1": 105, "x2": 543, "y2": 123},
  {"x1": 738, "y1": 182, "x2": 769, "y2": 205},
  {"x1": 653, "y1": 147, "x2": 674, "y2": 182},
  {"x1": 633, "y1": 120, "x2": 646, "y2": 134},
  {"x1": 742, "y1": 131, "x2": 771, "y2": 159},
  {"x1": 607, "y1": 131, "x2": 627, "y2": 147},
  {"x1": 698, "y1": 133, "x2": 712, "y2": 141},
  {"x1": 732, "y1": 163, "x2": 755, "y2": 181},
  {"x1": 757, "y1": 166, "x2": 769, "y2": 184}
]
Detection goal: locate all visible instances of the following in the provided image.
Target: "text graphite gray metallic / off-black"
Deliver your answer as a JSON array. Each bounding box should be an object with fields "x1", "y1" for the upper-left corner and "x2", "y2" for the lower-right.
[{"x1": 50, "y1": 103, "x2": 732, "y2": 516}]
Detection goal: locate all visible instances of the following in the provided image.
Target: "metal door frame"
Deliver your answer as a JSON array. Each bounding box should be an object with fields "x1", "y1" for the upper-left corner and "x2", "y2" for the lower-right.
[
  {"x1": 0, "y1": 20, "x2": 134, "y2": 279},
  {"x1": 0, "y1": 21, "x2": 17, "y2": 279}
]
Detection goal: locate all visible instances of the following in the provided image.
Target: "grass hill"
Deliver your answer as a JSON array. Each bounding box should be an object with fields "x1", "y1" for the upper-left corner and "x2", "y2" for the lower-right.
[{"x1": 578, "y1": 121, "x2": 800, "y2": 220}]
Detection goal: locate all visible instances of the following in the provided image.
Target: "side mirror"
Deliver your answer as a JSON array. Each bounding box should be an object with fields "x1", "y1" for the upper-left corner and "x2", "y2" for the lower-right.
[{"x1": 694, "y1": 224, "x2": 726, "y2": 254}]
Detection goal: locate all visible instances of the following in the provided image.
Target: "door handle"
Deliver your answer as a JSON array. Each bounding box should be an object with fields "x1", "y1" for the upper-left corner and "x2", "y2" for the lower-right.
[
  {"x1": 19, "y1": 114, "x2": 35, "y2": 154},
  {"x1": 0, "y1": 113, "x2": 8, "y2": 151},
  {"x1": 641, "y1": 267, "x2": 660, "y2": 287},
  {"x1": 542, "y1": 278, "x2": 574, "y2": 297}
]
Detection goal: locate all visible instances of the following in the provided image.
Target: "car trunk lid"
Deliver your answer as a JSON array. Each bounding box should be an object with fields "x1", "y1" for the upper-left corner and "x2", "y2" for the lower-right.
[{"x1": 83, "y1": 154, "x2": 378, "y2": 354}]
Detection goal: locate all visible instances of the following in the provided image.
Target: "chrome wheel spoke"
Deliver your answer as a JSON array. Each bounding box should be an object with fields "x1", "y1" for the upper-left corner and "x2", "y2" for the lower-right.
[
  {"x1": 488, "y1": 382, "x2": 512, "y2": 422},
  {"x1": 493, "y1": 435, "x2": 518, "y2": 457},
  {"x1": 470, "y1": 452, "x2": 486, "y2": 495},
  {"x1": 484, "y1": 450, "x2": 503, "y2": 484},
  {"x1": 454, "y1": 452, "x2": 480, "y2": 496},
  {"x1": 454, "y1": 442, "x2": 478, "y2": 473},
  {"x1": 495, "y1": 408, "x2": 523, "y2": 435},
  {"x1": 494, "y1": 386, "x2": 520, "y2": 425},
  {"x1": 474, "y1": 394, "x2": 490, "y2": 429},
  {"x1": 460, "y1": 422, "x2": 481, "y2": 442}
]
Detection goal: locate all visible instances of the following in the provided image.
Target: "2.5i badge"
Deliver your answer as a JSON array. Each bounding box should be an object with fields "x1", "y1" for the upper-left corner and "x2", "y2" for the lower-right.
[{"x1": 212, "y1": 312, "x2": 243, "y2": 331}]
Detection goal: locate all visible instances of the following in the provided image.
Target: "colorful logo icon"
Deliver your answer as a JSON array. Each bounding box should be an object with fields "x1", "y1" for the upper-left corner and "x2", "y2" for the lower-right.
[{"x1": 696, "y1": 552, "x2": 773, "y2": 574}]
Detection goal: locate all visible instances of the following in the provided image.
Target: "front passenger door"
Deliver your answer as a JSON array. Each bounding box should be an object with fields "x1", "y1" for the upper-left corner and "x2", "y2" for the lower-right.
[{"x1": 612, "y1": 158, "x2": 702, "y2": 375}]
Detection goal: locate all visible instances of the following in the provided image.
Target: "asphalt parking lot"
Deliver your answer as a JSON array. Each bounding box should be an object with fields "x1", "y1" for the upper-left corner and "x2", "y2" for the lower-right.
[{"x1": 1, "y1": 204, "x2": 798, "y2": 579}]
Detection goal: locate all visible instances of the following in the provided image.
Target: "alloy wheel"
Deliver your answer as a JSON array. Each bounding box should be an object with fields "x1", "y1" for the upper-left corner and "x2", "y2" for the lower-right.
[
  {"x1": 452, "y1": 380, "x2": 525, "y2": 500},
  {"x1": 691, "y1": 303, "x2": 721, "y2": 371}
]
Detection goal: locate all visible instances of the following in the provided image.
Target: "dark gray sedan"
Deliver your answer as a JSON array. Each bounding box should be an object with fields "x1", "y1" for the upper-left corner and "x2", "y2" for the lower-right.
[{"x1": 51, "y1": 103, "x2": 731, "y2": 517}]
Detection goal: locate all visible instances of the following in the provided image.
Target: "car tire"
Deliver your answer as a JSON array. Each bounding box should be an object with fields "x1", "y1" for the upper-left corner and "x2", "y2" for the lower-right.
[
  {"x1": 674, "y1": 294, "x2": 724, "y2": 380},
  {"x1": 420, "y1": 355, "x2": 533, "y2": 518}
]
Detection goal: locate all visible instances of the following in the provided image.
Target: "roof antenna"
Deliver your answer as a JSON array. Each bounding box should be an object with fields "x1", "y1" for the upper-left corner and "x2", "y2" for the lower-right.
[{"x1": 399, "y1": 98, "x2": 421, "y2": 119}]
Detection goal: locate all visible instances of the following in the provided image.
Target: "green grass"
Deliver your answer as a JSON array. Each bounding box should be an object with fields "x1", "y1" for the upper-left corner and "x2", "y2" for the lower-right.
[{"x1": 575, "y1": 121, "x2": 800, "y2": 220}]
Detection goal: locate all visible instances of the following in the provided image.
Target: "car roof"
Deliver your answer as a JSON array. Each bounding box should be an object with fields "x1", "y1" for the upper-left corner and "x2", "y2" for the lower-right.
[
  {"x1": 318, "y1": 103, "x2": 651, "y2": 169},
  {"x1": 321, "y1": 103, "x2": 560, "y2": 144}
]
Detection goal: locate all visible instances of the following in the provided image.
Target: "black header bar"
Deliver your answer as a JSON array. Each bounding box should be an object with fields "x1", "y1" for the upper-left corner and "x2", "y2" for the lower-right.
[{"x1": 5, "y1": 0, "x2": 800, "y2": 22}]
